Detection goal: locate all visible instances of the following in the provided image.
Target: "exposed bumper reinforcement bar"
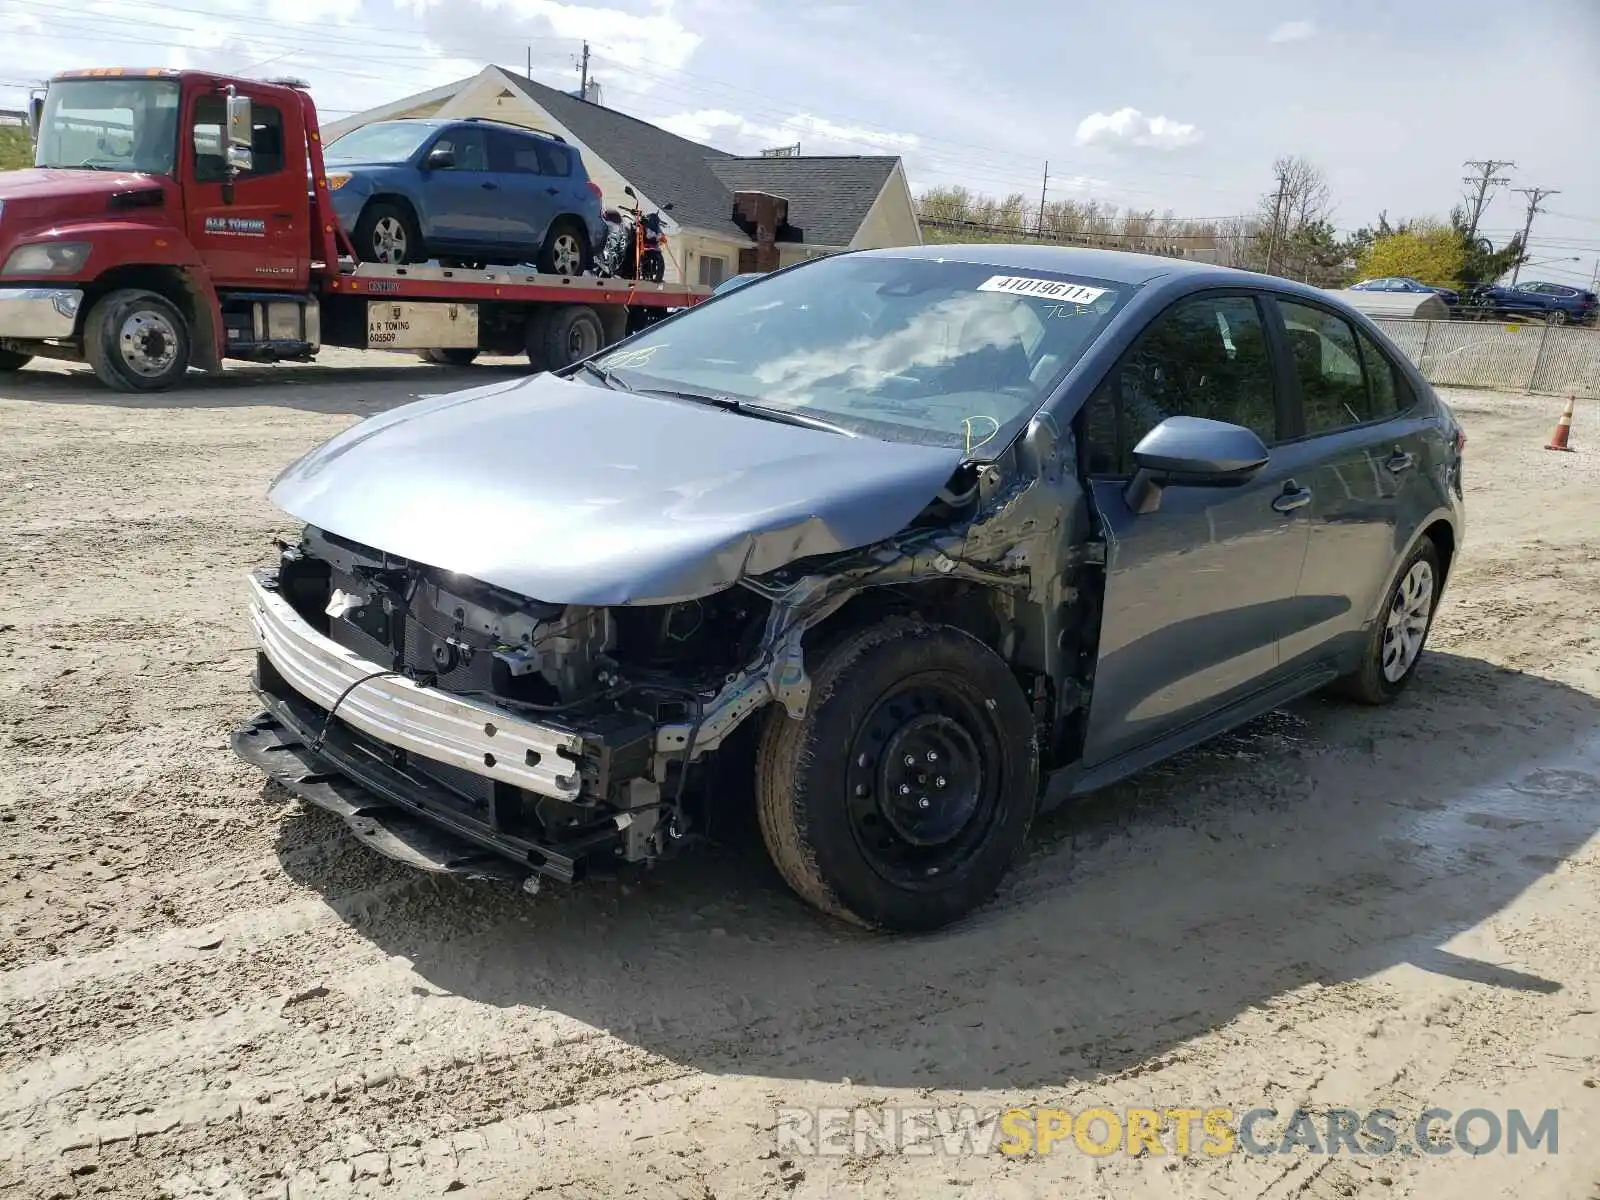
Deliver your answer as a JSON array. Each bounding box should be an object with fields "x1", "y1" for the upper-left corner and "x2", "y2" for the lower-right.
[
  {"x1": 247, "y1": 570, "x2": 584, "y2": 802},
  {"x1": 234, "y1": 691, "x2": 623, "y2": 883}
]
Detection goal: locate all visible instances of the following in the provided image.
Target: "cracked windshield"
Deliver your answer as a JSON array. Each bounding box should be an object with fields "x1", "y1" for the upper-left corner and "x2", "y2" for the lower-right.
[{"x1": 593, "y1": 254, "x2": 1123, "y2": 453}]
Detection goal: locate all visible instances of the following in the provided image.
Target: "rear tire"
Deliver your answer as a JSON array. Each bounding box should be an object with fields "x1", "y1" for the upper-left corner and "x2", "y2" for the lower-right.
[
  {"x1": 1332, "y1": 537, "x2": 1442, "y2": 705},
  {"x1": 354, "y1": 201, "x2": 424, "y2": 265},
  {"x1": 83, "y1": 289, "x2": 191, "y2": 393},
  {"x1": 0, "y1": 349, "x2": 31, "y2": 372},
  {"x1": 539, "y1": 305, "x2": 604, "y2": 371},
  {"x1": 754, "y1": 619, "x2": 1039, "y2": 932},
  {"x1": 417, "y1": 348, "x2": 480, "y2": 366},
  {"x1": 536, "y1": 219, "x2": 589, "y2": 276}
]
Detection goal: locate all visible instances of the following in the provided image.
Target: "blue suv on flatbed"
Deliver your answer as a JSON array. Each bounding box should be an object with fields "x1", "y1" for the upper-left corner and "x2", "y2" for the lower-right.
[{"x1": 324, "y1": 117, "x2": 607, "y2": 274}]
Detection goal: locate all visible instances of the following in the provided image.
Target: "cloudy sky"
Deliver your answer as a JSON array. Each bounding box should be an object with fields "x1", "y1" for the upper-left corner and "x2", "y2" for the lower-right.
[{"x1": 4, "y1": 0, "x2": 1597, "y2": 284}]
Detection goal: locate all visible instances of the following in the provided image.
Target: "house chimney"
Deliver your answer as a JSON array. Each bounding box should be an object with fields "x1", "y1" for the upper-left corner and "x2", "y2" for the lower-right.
[{"x1": 732, "y1": 190, "x2": 788, "y2": 273}]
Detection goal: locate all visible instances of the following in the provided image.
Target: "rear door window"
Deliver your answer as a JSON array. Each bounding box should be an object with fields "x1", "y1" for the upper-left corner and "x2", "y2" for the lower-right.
[{"x1": 1277, "y1": 300, "x2": 1371, "y2": 435}]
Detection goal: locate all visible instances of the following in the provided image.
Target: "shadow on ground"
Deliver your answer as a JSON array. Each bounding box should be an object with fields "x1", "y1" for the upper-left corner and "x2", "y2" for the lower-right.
[
  {"x1": 274, "y1": 650, "x2": 1600, "y2": 1091},
  {"x1": 0, "y1": 357, "x2": 531, "y2": 416}
]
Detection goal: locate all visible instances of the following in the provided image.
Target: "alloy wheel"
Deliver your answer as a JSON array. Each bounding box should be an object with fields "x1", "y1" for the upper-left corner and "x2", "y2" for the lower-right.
[
  {"x1": 1381, "y1": 560, "x2": 1435, "y2": 683},
  {"x1": 372, "y1": 216, "x2": 409, "y2": 263}
]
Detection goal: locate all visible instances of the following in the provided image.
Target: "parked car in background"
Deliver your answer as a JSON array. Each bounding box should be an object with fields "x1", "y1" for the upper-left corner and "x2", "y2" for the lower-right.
[
  {"x1": 1469, "y1": 280, "x2": 1598, "y2": 325},
  {"x1": 235, "y1": 245, "x2": 1465, "y2": 932},
  {"x1": 323, "y1": 117, "x2": 607, "y2": 274},
  {"x1": 1350, "y1": 277, "x2": 1460, "y2": 306}
]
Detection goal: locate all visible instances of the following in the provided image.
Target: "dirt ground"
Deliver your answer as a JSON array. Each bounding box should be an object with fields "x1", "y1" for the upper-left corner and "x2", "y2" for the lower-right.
[{"x1": 2, "y1": 352, "x2": 1598, "y2": 1200}]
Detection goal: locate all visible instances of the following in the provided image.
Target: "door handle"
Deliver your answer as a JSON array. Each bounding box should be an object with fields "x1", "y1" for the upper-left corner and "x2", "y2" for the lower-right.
[
  {"x1": 544, "y1": 186, "x2": 560, "y2": 195},
  {"x1": 481, "y1": 181, "x2": 499, "y2": 190},
  {"x1": 1384, "y1": 448, "x2": 1416, "y2": 473},
  {"x1": 1272, "y1": 482, "x2": 1312, "y2": 513}
]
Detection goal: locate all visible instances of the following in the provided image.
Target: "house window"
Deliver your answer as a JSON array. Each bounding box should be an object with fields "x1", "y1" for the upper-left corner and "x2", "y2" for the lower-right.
[{"x1": 698, "y1": 255, "x2": 727, "y2": 287}]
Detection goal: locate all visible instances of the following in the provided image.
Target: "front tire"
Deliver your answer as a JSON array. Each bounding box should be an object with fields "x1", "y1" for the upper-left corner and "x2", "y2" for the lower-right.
[
  {"x1": 83, "y1": 289, "x2": 191, "y2": 393},
  {"x1": 755, "y1": 619, "x2": 1039, "y2": 932},
  {"x1": 0, "y1": 349, "x2": 31, "y2": 372},
  {"x1": 1333, "y1": 537, "x2": 1442, "y2": 705},
  {"x1": 354, "y1": 201, "x2": 423, "y2": 265}
]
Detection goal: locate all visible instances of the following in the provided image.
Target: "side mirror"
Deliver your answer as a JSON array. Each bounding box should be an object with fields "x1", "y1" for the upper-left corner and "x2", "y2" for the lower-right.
[
  {"x1": 1124, "y1": 415, "x2": 1269, "y2": 515},
  {"x1": 224, "y1": 90, "x2": 253, "y2": 172},
  {"x1": 623, "y1": 185, "x2": 636, "y2": 199},
  {"x1": 424, "y1": 146, "x2": 454, "y2": 170},
  {"x1": 26, "y1": 94, "x2": 43, "y2": 142}
]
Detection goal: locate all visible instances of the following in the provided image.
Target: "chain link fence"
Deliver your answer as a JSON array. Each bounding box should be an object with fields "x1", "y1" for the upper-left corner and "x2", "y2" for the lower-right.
[{"x1": 1373, "y1": 319, "x2": 1600, "y2": 399}]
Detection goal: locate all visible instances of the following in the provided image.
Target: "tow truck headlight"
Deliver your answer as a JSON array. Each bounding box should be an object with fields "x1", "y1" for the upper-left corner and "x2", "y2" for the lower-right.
[
  {"x1": 326, "y1": 172, "x2": 352, "y2": 191},
  {"x1": 2, "y1": 241, "x2": 92, "y2": 276}
]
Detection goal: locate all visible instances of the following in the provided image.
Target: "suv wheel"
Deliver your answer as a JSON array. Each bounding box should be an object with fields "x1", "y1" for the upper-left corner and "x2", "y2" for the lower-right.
[
  {"x1": 355, "y1": 201, "x2": 423, "y2": 265},
  {"x1": 537, "y1": 220, "x2": 588, "y2": 276},
  {"x1": 755, "y1": 619, "x2": 1039, "y2": 931}
]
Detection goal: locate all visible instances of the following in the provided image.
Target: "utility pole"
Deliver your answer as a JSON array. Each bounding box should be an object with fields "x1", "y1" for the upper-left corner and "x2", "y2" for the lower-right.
[
  {"x1": 1264, "y1": 177, "x2": 1286, "y2": 275},
  {"x1": 1510, "y1": 186, "x2": 1559, "y2": 285},
  {"x1": 579, "y1": 41, "x2": 590, "y2": 99},
  {"x1": 526, "y1": 46, "x2": 532, "y2": 82},
  {"x1": 1036, "y1": 161, "x2": 1048, "y2": 238},
  {"x1": 1460, "y1": 158, "x2": 1514, "y2": 240}
]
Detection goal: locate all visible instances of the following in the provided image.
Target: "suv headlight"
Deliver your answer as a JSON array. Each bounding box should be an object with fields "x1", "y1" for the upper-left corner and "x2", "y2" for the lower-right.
[{"x1": 2, "y1": 241, "x2": 91, "y2": 276}]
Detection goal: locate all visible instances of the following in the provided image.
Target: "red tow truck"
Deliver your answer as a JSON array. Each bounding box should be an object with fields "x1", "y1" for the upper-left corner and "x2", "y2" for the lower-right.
[{"x1": 0, "y1": 68, "x2": 709, "y2": 392}]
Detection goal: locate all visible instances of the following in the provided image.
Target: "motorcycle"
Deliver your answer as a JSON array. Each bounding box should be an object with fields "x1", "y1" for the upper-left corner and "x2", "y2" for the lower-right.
[{"x1": 596, "y1": 186, "x2": 671, "y2": 282}]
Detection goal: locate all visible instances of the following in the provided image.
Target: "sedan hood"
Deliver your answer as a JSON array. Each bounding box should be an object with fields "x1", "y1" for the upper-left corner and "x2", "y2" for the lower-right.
[{"x1": 268, "y1": 372, "x2": 966, "y2": 605}]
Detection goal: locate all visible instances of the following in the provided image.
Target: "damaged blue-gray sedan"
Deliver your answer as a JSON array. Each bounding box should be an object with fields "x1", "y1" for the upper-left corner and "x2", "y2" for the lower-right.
[{"x1": 233, "y1": 245, "x2": 1466, "y2": 931}]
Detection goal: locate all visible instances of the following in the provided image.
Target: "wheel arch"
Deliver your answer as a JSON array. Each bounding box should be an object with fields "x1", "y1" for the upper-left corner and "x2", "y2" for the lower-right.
[
  {"x1": 1364, "y1": 510, "x2": 1460, "y2": 629},
  {"x1": 81, "y1": 264, "x2": 223, "y2": 371}
]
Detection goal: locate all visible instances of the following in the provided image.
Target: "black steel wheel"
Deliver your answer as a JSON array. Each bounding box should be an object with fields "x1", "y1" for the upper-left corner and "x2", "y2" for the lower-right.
[{"x1": 756, "y1": 619, "x2": 1038, "y2": 931}]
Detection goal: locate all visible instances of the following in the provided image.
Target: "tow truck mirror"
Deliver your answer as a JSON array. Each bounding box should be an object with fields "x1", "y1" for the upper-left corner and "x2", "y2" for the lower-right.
[
  {"x1": 224, "y1": 91, "x2": 254, "y2": 173},
  {"x1": 26, "y1": 94, "x2": 43, "y2": 142}
]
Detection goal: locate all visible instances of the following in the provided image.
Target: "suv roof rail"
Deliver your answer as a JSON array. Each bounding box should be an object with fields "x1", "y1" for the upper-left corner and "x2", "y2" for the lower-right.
[{"x1": 459, "y1": 115, "x2": 566, "y2": 143}]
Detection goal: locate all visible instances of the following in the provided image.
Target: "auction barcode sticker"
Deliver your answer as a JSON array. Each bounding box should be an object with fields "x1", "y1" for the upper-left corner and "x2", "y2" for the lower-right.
[{"x1": 977, "y1": 275, "x2": 1109, "y2": 304}]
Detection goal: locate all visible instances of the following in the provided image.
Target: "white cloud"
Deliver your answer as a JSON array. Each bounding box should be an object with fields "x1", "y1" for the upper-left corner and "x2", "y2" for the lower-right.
[
  {"x1": 655, "y1": 107, "x2": 920, "y2": 155},
  {"x1": 1267, "y1": 19, "x2": 1317, "y2": 43},
  {"x1": 1073, "y1": 107, "x2": 1201, "y2": 151},
  {"x1": 401, "y1": 0, "x2": 702, "y2": 74}
]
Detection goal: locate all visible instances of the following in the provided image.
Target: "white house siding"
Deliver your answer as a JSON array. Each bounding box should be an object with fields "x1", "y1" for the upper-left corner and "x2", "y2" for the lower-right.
[{"x1": 849, "y1": 162, "x2": 922, "y2": 250}]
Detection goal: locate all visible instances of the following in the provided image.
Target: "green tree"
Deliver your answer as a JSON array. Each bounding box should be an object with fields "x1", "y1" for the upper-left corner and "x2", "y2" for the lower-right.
[
  {"x1": 0, "y1": 127, "x2": 32, "y2": 171},
  {"x1": 1357, "y1": 227, "x2": 1466, "y2": 287},
  {"x1": 1450, "y1": 205, "x2": 1524, "y2": 286}
]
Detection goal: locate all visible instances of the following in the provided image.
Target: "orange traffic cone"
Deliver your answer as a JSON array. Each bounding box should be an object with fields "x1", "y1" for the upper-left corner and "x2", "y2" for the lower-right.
[{"x1": 1546, "y1": 396, "x2": 1576, "y2": 452}]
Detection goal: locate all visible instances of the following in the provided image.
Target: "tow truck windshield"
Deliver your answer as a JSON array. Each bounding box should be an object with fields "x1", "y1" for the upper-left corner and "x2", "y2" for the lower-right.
[{"x1": 33, "y1": 79, "x2": 181, "y2": 175}]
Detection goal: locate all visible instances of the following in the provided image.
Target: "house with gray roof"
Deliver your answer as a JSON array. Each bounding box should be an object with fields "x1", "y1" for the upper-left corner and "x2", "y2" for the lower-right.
[{"x1": 321, "y1": 66, "x2": 921, "y2": 286}]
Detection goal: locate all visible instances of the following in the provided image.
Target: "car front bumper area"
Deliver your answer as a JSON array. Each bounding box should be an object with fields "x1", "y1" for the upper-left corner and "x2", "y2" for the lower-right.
[
  {"x1": 0, "y1": 286, "x2": 83, "y2": 339},
  {"x1": 234, "y1": 572, "x2": 641, "y2": 885}
]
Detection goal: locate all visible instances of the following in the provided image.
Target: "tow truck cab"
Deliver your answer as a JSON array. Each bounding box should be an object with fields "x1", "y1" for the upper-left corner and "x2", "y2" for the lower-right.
[
  {"x1": 0, "y1": 69, "x2": 323, "y2": 386},
  {"x1": 0, "y1": 68, "x2": 708, "y2": 392}
]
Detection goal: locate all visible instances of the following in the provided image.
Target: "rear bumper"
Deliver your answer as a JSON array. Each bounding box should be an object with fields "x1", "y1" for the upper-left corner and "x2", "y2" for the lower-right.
[{"x1": 0, "y1": 286, "x2": 82, "y2": 338}]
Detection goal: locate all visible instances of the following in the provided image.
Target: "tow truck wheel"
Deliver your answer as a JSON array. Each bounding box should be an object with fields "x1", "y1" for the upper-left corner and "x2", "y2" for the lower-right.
[
  {"x1": 83, "y1": 289, "x2": 191, "y2": 393},
  {"x1": 0, "y1": 349, "x2": 31, "y2": 372},
  {"x1": 539, "y1": 305, "x2": 604, "y2": 371},
  {"x1": 417, "y1": 348, "x2": 480, "y2": 366},
  {"x1": 755, "y1": 619, "x2": 1039, "y2": 932}
]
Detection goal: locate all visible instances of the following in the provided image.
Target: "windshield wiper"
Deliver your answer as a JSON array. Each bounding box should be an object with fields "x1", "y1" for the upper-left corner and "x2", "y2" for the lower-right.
[
  {"x1": 577, "y1": 360, "x2": 632, "y2": 391},
  {"x1": 639, "y1": 387, "x2": 859, "y2": 437}
]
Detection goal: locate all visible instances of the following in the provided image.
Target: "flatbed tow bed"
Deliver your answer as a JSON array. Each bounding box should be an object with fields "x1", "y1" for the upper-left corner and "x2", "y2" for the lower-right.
[{"x1": 0, "y1": 68, "x2": 711, "y2": 392}]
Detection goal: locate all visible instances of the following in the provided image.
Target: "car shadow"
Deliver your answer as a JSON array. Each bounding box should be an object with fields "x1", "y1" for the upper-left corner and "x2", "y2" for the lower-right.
[
  {"x1": 1, "y1": 356, "x2": 532, "y2": 416},
  {"x1": 272, "y1": 649, "x2": 1600, "y2": 1091}
]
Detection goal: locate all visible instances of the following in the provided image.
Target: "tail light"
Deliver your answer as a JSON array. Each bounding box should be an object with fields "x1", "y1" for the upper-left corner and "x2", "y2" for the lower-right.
[
  {"x1": 1455, "y1": 427, "x2": 1467, "y2": 455},
  {"x1": 587, "y1": 180, "x2": 603, "y2": 201}
]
